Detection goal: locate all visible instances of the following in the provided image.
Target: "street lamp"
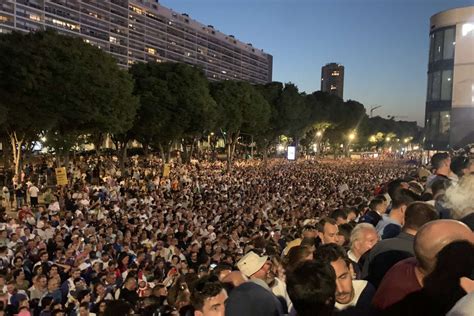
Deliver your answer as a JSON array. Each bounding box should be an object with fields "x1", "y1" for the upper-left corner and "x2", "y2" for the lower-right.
[
  {"x1": 349, "y1": 133, "x2": 356, "y2": 141},
  {"x1": 316, "y1": 131, "x2": 322, "y2": 137},
  {"x1": 386, "y1": 137, "x2": 391, "y2": 142},
  {"x1": 370, "y1": 105, "x2": 383, "y2": 118}
]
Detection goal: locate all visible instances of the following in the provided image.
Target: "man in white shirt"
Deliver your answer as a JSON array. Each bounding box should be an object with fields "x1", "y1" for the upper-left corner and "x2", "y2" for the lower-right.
[{"x1": 28, "y1": 184, "x2": 40, "y2": 207}]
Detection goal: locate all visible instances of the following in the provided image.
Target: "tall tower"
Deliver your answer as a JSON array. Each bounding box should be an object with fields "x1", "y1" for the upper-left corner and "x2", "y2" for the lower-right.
[
  {"x1": 424, "y1": 6, "x2": 474, "y2": 150},
  {"x1": 321, "y1": 63, "x2": 344, "y2": 99}
]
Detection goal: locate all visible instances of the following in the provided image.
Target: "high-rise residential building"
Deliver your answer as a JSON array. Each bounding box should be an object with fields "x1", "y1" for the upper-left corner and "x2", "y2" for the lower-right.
[
  {"x1": 0, "y1": 0, "x2": 272, "y2": 84},
  {"x1": 424, "y1": 6, "x2": 474, "y2": 150},
  {"x1": 321, "y1": 63, "x2": 344, "y2": 99}
]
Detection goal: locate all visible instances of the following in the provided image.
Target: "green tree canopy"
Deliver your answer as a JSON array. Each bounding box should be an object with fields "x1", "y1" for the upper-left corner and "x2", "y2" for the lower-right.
[
  {"x1": 211, "y1": 80, "x2": 270, "y2": 170},
  {"x1": 130, "y1": 62, "x2": 217, "y2": 161}
]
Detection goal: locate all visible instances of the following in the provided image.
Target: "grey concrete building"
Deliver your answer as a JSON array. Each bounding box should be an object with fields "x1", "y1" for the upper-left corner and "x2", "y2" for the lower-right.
[
  {"x1": 321, "y1": 63, "x2": 344, "y2": 99},
  {"x1": 0, "y1": 0, "x2": 272, "y2": 84},
  {"x1": 425, "y1": 6, "x2": 474, "y2": 150}
]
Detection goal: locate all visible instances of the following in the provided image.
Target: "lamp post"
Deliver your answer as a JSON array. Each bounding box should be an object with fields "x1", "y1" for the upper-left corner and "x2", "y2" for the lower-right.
[
  {"x1": 370, "y1": 105, "x2": 383, "y2": 118},
  {"x1": 315, "y1": 131, "x2": 323, "y2": 155}
]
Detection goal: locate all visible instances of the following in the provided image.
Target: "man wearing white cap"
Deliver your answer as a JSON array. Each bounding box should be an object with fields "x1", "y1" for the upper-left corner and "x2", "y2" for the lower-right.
[{"x1": 225, "y1": 251, "x2": 284, "y2": 316}]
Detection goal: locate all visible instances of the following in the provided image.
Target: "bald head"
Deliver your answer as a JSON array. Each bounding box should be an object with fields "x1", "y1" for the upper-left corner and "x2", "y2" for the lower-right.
[{"x1": 414, "y1": 220, "x2": 474, "y2": 274}]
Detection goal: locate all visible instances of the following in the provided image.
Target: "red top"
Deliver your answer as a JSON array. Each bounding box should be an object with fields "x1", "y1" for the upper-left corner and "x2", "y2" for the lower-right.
[{"x1": 372, "y1": 257, "x2": 422, "y2": 310}]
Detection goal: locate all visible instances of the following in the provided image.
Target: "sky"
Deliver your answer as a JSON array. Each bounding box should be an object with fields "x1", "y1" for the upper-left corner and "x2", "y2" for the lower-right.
[{"x1": 160, "y1": 0, "x2": 474, "y2": 125}]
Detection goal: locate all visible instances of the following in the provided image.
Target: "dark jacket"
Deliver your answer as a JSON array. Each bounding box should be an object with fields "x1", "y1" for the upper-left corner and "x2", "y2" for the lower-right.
[
  {"x1": 361, "y1": 232, "x2": 415, "y2": 288},
  {"x1": 225, "y1": 281, "x2": 284, "y2": 316}
]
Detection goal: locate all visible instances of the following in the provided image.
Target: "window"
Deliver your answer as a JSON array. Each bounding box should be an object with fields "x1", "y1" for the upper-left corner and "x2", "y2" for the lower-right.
[
  {"x1": 433, "y1": 31, "x2": 443, "y2": 61},
  {"x1": 429, "y1": 34, "x2": 435, "y2": 62},
  {"x1": 443, "y1": 28, "x2": 455, "y2": 59},
  {"x1": 29, "y1": 14, "x2": 41, "y2": 22},
  {"x1": 439, "y1": 111, "x2": 450, "y2": 136},
  {"x1": 431, "y1": 71, "x2": 441, "y2": 101},
  {"x1": 430, "y1": 27, "x2": 456, "y2": 63},
  {"x1": 426, "y1": 72, "x2": 433, "y2": 100},
  {"x1": 427, "y1": 111, "x2": 451, "y2": 140},
  {"x1": 429, "y1": 111, "x2": 439, "y2": 139},
  {"x1": 441, "y1": 70, "x2": 453, "y2": 100},
  {"x1": 331, "y1": 71, "x2": 340, "y2": 76}
]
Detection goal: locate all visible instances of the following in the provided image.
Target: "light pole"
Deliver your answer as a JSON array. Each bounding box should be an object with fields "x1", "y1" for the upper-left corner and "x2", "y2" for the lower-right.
[
  {"x1": 315, "y1": 131, "x2": 323, "y2": 155},
  {"x1": 370, "y1": 105, "x2": 382, "y2": 118}
]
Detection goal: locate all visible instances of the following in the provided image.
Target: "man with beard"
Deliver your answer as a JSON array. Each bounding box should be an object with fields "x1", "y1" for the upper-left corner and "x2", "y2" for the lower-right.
[{"x1": 316, "y1": 244, "x2": 375, "y2": 315}]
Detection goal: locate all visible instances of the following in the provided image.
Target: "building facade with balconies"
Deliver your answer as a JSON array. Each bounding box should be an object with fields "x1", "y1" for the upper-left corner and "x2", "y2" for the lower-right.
[{"x1": 0, "y1": 0, "x2": 272, "y2": 84}]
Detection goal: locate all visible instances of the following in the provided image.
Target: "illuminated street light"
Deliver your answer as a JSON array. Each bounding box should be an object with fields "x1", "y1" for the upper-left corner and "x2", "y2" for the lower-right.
[
  {"x1": 348, "y1": 133, "x2": 356, "y2": 141},
  {"x1": 316, "y1": 131, "x2": 322, "y2": 137},
  {"x1": 386, "y1": 137, "x2": 391, "y2": 142}
]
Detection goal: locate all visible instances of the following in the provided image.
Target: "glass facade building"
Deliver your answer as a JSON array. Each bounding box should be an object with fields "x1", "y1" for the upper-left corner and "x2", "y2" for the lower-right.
[
  {"x1": 0, "y1": 0, "x2": 273, "y2": 84},
  {"x1": 425, "y1": 6, "x2": 474, "y2": 150}
]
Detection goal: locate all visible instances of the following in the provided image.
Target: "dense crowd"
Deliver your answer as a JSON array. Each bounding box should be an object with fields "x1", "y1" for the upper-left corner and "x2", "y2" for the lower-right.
[{"x1": 0, "y1": 152, "x2": 473, "y2": 316}]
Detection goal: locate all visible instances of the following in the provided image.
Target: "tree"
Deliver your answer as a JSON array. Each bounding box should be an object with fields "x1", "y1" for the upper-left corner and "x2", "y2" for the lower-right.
[
  {"x1": 0, "y1": 31, "x2": 138, "y2": 176},
  {"x1": 43, "y1": 31, "x2": 138, "y2": 163},
  {"x1": 279, "y1": 84, "x2": 310, "y2": 141},
  {"x1": 254, "y1": 82, "x2": 285, "y2": 160},
  {"x1": 255, "y1": 82, "x2": 312, "y2": 160},
  {"x1": 0, "y1": 31, "x2": 59, "y2": 177},
  {"x1": 211, "y1": 81, "x2": 270, "y2": 171},
  {"x1": 130, "y1": 62, "x2": 217, "y2": 162}
]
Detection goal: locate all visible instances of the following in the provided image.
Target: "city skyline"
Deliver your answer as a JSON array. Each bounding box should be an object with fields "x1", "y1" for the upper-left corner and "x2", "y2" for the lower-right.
[{"x1": 161, "y1": 0, "x2": 474, "y2": 125}]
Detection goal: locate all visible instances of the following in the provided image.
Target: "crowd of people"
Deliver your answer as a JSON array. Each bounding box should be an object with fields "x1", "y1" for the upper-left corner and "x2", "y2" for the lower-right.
[{"x1": 0, "y1": 152, "x2": 472, "y2": 316}]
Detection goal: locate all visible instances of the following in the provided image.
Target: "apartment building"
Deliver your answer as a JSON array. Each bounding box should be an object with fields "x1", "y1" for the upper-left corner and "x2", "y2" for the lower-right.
[{"x1": 0, "y1": 0, "x2": 273, "y2": 84}]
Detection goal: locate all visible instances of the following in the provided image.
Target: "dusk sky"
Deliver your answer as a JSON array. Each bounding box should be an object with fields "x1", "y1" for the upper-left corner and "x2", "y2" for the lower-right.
[{"x1": 161, "y1": 0, "x2": 474, "y2": 125}]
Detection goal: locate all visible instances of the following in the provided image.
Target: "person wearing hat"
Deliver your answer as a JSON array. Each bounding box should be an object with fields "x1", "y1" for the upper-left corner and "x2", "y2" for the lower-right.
[{"x1": 225, "y1": 251, "x2": 284, "y2": 316}]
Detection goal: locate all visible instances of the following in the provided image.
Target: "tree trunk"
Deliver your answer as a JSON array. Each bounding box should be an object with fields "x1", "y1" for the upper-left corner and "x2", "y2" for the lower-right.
[
  {"x1": 93, "y1": 133, "x2": 104, "y2": 155},
  {"x1": 226, "y1": 142, "x2": 232, "y2": 173},
  {"x1": 159, "y1": 142, "x2": 172, "y2": 163},
  {"x1": 226, "y1": 132, "x2": 240, "y2": 173},
  {"x1": 262, "y1": 146, "x2": 268, "y2": 166},
  {"x1": 9, "y1": 132, "x2": 24, "y2": 180},
  {"x1": 166, "y1": 146, "x2": 171, "y2": 163},
  {"x1": 120, "y1": 143, "x2": 127, "y2": 176},
  {"x1": 143, "y1": 142, "x2": 150, "y2": 157},
  {"x1": 56, "y1": 152, "x2": 62, "y2": 168},
  {"x1": 182, "y1": 140, "x2": 189, "y2": 164},
  {"x1": 158, "y1": 144, "x2": 166, "y2": 162},
  {"x1": 189, "y1": 139, "x2": 196, "y2": 163}
]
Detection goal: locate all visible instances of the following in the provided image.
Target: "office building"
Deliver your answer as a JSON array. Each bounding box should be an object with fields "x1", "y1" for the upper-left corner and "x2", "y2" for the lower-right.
[
  {"x1": 425, "y1": 6, "x2": 474, "y2": 150},
  {"x1": 0, "y1": 0, "x2": 272, "y2": 84},
  {"x1": 321, "y1": 63, "x2": 344, "y2": 99}
]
